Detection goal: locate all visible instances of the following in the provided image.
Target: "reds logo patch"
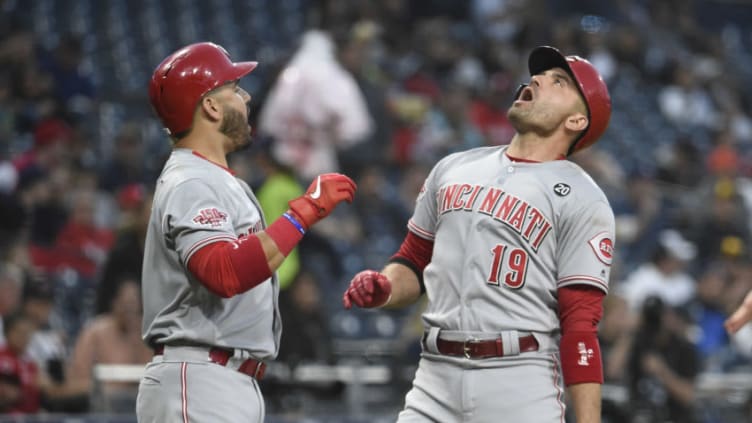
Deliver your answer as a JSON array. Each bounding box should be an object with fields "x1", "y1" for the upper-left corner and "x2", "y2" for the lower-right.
[
  {"x1": 192, "y1": 208, "x2": 228, "y2": 227},
  {"x1": 588, "y1": 232, "x2": 613, "y2": 265}
]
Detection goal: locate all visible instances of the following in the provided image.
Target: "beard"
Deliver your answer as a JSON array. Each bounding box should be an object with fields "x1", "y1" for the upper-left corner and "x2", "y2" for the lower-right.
[
  {"x1": 507, "y1": 103, "x2": 558, "y2": 138},
  {"x1": 507, "y1": 104, "x2": 529, "y2": 132},
  {"x1": 220, "y1": 105, "x2": 252, "y2": 152}
]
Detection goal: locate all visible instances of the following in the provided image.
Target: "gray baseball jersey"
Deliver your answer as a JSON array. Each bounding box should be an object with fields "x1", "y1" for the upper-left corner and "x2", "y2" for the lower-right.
[
  {"x1": 141, "y1": 148, "x2": 281, "y2": 358},
  {"x1": 410, "y1": 145, "x2": 614, "y2": 338},
  {"x1": 397, "y1": 145, "x2": 614, "y2": 422}
]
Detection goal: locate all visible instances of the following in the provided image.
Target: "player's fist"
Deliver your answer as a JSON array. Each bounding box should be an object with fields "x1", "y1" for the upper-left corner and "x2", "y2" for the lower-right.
[
  {"x1": 288, "y1": 173, "x2": 356, "y2": 229},
  {"x1": 343, "y1": 270, "x2": 392, "y2": 309}
]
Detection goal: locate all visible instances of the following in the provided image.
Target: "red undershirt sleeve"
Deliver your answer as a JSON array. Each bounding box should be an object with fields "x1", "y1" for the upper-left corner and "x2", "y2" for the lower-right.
[
  {"x1": 558, "y1": 285, "x2": 605, "y2": 386},
  {"x1": 187, "y1": 236, "x2": 272, "y2": 298},
  {"x1": 187, "y1": 214, "x2": 306, "y2": 298},
  {"x1": 388, "y1": 230, "x2": 434, "y2": 293}
]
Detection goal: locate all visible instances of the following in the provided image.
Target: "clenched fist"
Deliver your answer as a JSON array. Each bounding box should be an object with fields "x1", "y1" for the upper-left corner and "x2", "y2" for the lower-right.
[
  {"x1": 343, "y1": 270, "x2": 392, "y2": 309},
  {"x1": 288, "y1": 173, "x2": 356, "y2": 229}
]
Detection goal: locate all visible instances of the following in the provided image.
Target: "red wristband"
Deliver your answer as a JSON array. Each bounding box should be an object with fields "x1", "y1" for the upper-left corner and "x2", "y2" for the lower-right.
[
  {"x1": 265, "y1": 214, "x2": 305, "y2": 256},
  {"x1": 560, "y1": 331, "x2": 603, "y2": 385}
]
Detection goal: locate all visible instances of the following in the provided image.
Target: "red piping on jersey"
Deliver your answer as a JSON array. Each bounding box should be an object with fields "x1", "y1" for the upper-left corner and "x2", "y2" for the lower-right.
[
  {"x1": 557, "y1": 275, "x2": 608, "y2": 292},
  {"x1": 505, "y1": 152, "x2": 566, "y2": 162},
  {"x1": 185, "y1": 234, "x2": 236, "y2": 262},
  {"x1": 192, "y1": 151, "x2": 237, "y2": 175},
  {"x1": 407, "y1": 219, "x2": 435, "y2": 240}
]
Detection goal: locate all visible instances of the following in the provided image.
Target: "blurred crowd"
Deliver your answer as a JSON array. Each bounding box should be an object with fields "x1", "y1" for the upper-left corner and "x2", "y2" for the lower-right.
[{"x1": 1, "y1": 0, "x2": 752, "y2": 421}]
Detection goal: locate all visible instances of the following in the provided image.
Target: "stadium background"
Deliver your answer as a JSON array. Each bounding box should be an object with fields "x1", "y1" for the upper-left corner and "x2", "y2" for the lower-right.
[{"x1": 2, "y1": 0, "x2": 752, "y2": 422}]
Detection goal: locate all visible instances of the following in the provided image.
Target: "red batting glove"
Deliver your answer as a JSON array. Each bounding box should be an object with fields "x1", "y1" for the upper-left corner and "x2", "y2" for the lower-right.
[
  {"x1": 343, "y1": 270, "x2": 392, "y2": 309},
  {"x1": 288, "y1": 173, "x2": 357, "y2": 230}
]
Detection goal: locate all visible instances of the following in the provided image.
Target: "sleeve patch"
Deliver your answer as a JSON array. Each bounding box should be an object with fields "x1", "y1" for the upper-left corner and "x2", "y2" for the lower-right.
[
  {"x1": 588, "y1": 232, "x2": 613, "y2": 266},
  {"x1": 192, "y1": 208, "x2": 229, "y2": 227}
]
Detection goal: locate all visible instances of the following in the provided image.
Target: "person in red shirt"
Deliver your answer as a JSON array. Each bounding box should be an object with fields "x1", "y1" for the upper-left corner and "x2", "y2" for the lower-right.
[{"x1": 0, "y1": 313, "x2": 41, "y2": 413}]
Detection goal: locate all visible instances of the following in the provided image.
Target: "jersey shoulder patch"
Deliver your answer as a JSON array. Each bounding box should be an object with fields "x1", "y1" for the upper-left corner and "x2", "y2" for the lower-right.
[
  {"x1": 588, "y1": 232, "x2": 613, "y2": 265},
  {"x1": 553, "y1": 182, "x2": 571, "y2": 197},
  {"x1": 192, "y1": 207, "x2": 229, "y2": 227}
]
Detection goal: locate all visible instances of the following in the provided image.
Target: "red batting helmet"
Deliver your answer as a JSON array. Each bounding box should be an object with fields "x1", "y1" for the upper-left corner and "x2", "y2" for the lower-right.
[
  {"x1": 527, "y1": 46, "x2": 611, "y2": 155},
  {"x1": 149, "y1": 42, "x2": 258, "y2": 136}
]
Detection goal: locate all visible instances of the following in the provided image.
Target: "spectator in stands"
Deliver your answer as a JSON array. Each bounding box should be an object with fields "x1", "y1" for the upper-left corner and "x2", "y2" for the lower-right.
[
  {"x1": 259, "y1": 29, "x2": 373, "y2": 180},
  {"x1": 0, "y1": 265, "x2": 23, "y2": 346},
  {"x1": 468, "y1": 72, "x2": 516, "y2": 146},
  {"x1": 95, "y1": 186, "x2": 150, "y2": 314},
  {"x1": 691, "y1": 178, "x2": 750, "y2": 267},
  {"x1": 0, "y1": 162, "x2": 25, "y2": 244},
  {"x1": 18, "y1": 169, "x2": 68, "y2": 254},
  {"x1": 653, "y1": 137, "x2": 704, "y2": 220},
  {"x1": 98, "y1": 123, "x2": 150, "y2": 192},
  {"x1": 610, "y1": 170, "x2": 665, "y2": 269},
  {"x1": 21, "y1": 277, "x2": 66, "y2": 384},
  {"x1": 600, "y1": 294, "x2": 637, "y2": 384},
  {"x1": 0, "y1": 313, "x2": 41, "y2": 413},
  {"x1": 686, "y1": 263, "x2": 732, "y2": 370},
  {"x1": 12, "y1": 117, "x2": 74, "y2": 176},
  {"x1": 616, "y1": 229, "x2": 697, "y2": 312},
  {"x1": 65, "y1": 276, "x2": 151, "y2": 410},
  {"x1": 352, "y1": 165, "x2": 408, "y2": 266},
  {"x1": 252, "y1": 137, "x2": 304, "y2": 290},
  {"x1": 412, "y1": 83, "x2": 484, "y2": 165},
  {"x1": 627, "y1": 296, "x2": 699, "y2": 423},
  {"x1": 277, "y1": 271, "x2": 334, "y2": 366},
  {"x1": 269, "y1": 271, "x2": 343, "y2": 412},
  {"x1": 54, "y1": 188, "x2": 114, "y2": 279},
  {"x1": 38, "y1": 32, "x2": 95, "y2": 118},
  {"x1": 0, "y1": 311, "x2": 80, "y2": 413},
  {"x1": 335, "y1": 21, "x2": 393, "y2": 176},
  {"x1": 658, "y1": 64, "x2": 719, "y2": 130}
]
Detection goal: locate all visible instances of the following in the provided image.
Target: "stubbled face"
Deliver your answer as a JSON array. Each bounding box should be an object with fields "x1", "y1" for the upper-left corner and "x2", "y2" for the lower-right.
[
  {"x1": 216, "y1": 82, "x2": 252, "y2": 151},
  {"x1": 507, "y1": 67, "x2": 587, "y2": 138}
]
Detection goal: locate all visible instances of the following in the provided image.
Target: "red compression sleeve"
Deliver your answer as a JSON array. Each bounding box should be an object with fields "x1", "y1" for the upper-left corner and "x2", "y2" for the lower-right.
[
  {"x1": 391, "y1": 231, "x2": 433, "y2": 271},
  {"x1": 187, "y1": 236, "x2": 272, "y2": 298},
  {"x1": 558, "y1": 285, "x2": 605, "y2": 386},
  {"x1": 388, "y1": 231, "x2": 434, "y2": 293}
]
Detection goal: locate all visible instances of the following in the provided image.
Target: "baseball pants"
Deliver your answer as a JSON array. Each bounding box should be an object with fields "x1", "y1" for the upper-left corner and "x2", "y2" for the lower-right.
[
  {"x1": 136, "y1": 347, "x2": 264, "y2": 423},
  {"x1": 397, "y1": 354, "x2": 565, "y2": 423}
]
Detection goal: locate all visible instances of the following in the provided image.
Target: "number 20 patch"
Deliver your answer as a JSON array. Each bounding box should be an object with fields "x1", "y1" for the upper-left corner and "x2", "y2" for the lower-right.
[{"x1": 588, "y1": 232, "x2": 613, "y2": 265}]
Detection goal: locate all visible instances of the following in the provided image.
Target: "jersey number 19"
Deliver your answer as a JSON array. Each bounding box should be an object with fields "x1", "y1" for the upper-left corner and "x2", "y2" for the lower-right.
[{"x1": 487, "y1": 244, "x2": 529, "y2": 289}]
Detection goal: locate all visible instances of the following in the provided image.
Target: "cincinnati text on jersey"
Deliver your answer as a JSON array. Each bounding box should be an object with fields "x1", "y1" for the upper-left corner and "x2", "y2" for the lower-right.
[{"x1": 436, "y1": 183, "x2": 552, "y2": 252}]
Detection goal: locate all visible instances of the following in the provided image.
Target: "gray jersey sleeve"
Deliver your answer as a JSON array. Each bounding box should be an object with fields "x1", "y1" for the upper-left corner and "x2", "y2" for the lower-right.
[
  {"x1": 408, "y1": 156, "x2": 452, "y2": 240},
  {"x1": 164, "y1": 178, "x2": 238, "y2": 266},
  {"x1": 556, "y1": 200, "x2": 615, "y2": 294}
]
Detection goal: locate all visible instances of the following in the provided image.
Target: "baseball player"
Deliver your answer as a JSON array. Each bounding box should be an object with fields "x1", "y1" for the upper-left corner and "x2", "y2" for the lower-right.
[
  {"x1": 343, "y1": 46, "x2": 613, "y2": 423},
  {"x1": 136, "y1": 42, "x2": 356, "y2": 423}
]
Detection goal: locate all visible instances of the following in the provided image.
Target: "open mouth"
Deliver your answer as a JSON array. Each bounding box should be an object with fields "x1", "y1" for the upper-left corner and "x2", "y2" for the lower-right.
[{"x1": 519, "y1": 86, "x2": 534, "y2": 102}]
